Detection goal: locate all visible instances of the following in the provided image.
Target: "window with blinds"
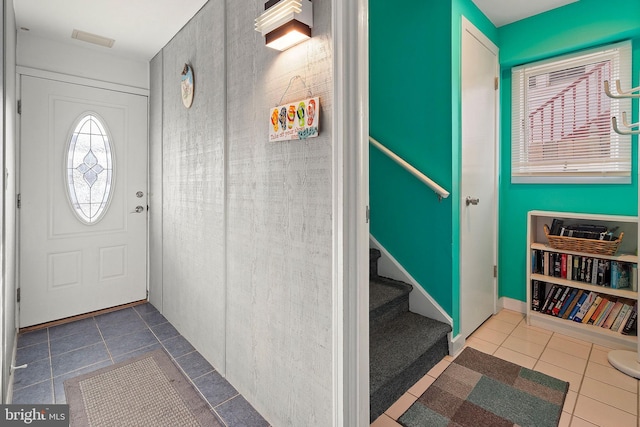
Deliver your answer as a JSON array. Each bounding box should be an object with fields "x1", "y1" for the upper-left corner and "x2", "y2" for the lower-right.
[{"x1": 511, "y1": 41, "x2": 632, "y2": 183}]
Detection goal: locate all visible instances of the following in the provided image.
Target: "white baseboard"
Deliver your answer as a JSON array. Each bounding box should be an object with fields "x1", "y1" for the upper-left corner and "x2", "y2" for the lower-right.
[
  {"x1": 497, "y1": 297, "x2": 526, "y2": 314},
  {"x1": 369, "y1": 236, "x2": 453, "y2": 328},
  {"x1": 449, "y1": 333, "x2": 465, "y2": 357}
]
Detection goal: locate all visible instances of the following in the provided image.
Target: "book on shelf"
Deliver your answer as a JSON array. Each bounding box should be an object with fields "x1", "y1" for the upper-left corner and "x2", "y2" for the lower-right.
[
  {"x1": 560, "y1": 223, "x2": 609, "y2": 239},
  {"x1": 552, "y1": 287, "x2": 572, "y2": 316},
  {"x1": 573, "y1": 292, "x2": 597, "y2": 323},
  {"x1": 584, "y1": 258, "x2": 593, "y2": 283},
  {"x1": 545, "y1": 286, "x2": 565, "y2": 315},
  {"x1": 531, "y1": 280, "x2": 544, "y2": 311},
  {"x1": 581, "y1": 295, "x2": 603, "y2": 323},
  {"x1": 611, "y1": 261, "x2": 631, "y2": 290},
  {"x1": 544, "y1": 252, "x2": 550, "y2": 276},
  {"x1": 594, "y1": 298, "x2": 615, "y2": 327},
  {"x1": 632, "y1": 265, "x2": 638, "y2": 292},
  {"x1": 553, "y1": 253, "x2": 562, "y2": 278},
  {"x1": 572, "y1": 256, "x2": 579, "y2": 281},
  {"x1": 587, "y1": 296, "x2": 609, "y2": 325},
  {"x1": 579, "y1": 257, "x2": 586, "y2": 282},
  {"x1": 611, "y1": 301, "x2": 634, "y2": 332},
  {"x1": 621, "y1": 302, "x2": 638, "y2": 336},
  {"x1": 549, "y1": 219, "x2": 564, "y2": 235},
  {"x1": 596, "y1": 260, "x2": 611, "y2": 287},
  {"x1": 558, "y1": 288, "x2": 579, "y2": 318},
  {"x1": 566, "y1": 254, "x2": 573, "y2": 281},
  {"x1": 601, "y1": 300, "x2": 624, "y2": 329},
  {"x1": 565, "y1": 290, "x2": 585, "y2": 320},
  {"x1": 541, "y1": 284, "x2": 559, "y2": 314},
  {"x1": 561, "y1": 254, "x2": 567, "y2": 279}
]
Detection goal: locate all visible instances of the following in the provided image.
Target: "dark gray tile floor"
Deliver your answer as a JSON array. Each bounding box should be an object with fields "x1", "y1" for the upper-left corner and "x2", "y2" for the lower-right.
[{"x1": 13, "y1": 303, "x2": 270, "y2": 427}]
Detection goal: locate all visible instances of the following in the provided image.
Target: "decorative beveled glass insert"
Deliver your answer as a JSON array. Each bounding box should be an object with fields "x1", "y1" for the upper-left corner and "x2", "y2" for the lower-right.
[{"x1": 66, "y1": 114, "x2": 114, "y2": 223}]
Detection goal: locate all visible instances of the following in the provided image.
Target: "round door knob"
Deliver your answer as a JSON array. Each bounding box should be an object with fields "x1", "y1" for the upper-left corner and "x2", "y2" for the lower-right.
[{"x1": 465, "y1": 196, "x2": 480, "y2": 206}]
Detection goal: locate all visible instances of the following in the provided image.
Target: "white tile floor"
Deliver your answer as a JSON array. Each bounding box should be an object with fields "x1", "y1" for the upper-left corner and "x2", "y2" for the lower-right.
[{"x1": 371, "y1": 309, "x2": 640, "y2": 427}]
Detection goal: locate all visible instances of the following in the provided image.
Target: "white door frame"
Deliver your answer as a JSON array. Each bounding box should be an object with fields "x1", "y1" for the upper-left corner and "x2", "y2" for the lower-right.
[
  {"x1": 332, "y1": 0, "x2": 369, "y2": 425},
  {"x1": 15, "y1": 66, "x2": 149, "y2": 326},
  {"x1": 458, "y1": 17, "x2": 499, "y2": 344}
]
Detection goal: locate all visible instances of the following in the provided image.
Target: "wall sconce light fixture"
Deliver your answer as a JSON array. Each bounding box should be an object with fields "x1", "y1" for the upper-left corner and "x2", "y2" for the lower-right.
[{"x1": 255, "y1": 0, "x2": 313, "y2": 51}]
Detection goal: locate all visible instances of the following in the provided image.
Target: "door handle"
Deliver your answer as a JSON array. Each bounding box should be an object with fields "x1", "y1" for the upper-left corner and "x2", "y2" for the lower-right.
[
  {"x1": 465, "y1": 196, "x2": 479, "y2": 206},
  {"x1": 130, "y1": 205, "x2": 144, "y2": 213}
]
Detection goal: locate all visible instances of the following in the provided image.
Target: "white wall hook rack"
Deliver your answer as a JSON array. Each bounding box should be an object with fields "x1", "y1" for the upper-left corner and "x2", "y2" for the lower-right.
[{"x1": 605, "y1": 80, "x2": 640, "y2": 135}]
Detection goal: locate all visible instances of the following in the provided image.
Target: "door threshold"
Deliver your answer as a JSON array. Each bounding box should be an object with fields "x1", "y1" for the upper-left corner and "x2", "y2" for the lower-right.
[{"x1": 19, "y1": 299, "x2": 149, "y2": 333}]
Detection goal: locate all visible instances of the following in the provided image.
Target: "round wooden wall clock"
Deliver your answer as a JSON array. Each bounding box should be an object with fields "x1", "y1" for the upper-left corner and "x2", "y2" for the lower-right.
[{"x1": 181, "y1": 64, "x2": 194, "y2": 108}]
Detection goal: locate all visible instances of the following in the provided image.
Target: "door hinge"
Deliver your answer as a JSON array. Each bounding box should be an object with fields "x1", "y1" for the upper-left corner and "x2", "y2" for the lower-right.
[
  {"x1": 146, "y1": 289, "x2": 149, "y2": 300},
  {"x1": 366, "y1": 205, "x2": 370, "y2": 223},
  {"x1": 493, "y1": 265, "x2": 498, "y2": 278},
  {"x1": 17, "y1": 100, "x2": 21, "y2": 115},
  {"x1": 494, "y1": 77, "x2": 499, "y2": 91},
  {"x1": 17, "y1": 193, "x2": 21, "y2": 209},
  {"x1": 17, "y1": 288, "x2": 20, "y2": 303}
]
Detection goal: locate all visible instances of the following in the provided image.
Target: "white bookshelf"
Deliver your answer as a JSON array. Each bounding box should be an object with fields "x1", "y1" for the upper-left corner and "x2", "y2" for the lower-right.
[{"x1": 526, "y1": 210, "x2": 638, "y2": 352}]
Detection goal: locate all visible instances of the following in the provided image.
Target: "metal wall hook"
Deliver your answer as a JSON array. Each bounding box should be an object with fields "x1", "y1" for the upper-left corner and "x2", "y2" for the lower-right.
[
  {"x1": 612, "y1": 116, "x2": 640, "y2": 135},
  {"x1": 604, "y1": 80, "x2": 640, "y2": 99},
  {"x1": 620, "y1": 111, "x2": 640, "y2": 128}
]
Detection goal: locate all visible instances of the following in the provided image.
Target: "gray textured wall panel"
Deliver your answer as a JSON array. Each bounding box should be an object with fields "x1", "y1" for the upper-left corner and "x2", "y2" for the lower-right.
[
  {"x1": 149, "y1": 52, "x2": 163, "y2": 310},
  {"x1": 225, "y1": 1, "x2": 333, "y2": 425},
  {"x1": 161, "y1": 0, "x2": 226, "y2": 371},
  {"x1": 153, "y1": 0, "x2": 334, "y2": 424}
]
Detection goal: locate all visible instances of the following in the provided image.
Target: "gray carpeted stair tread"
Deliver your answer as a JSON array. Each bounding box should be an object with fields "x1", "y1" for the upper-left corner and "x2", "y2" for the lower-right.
[
  {"x1": 368, "y1": 247, "x2": 452, "y2": 422},
  {"x1": 369, "y1": 311, "x2": 451, "y2": 394},
  {"x1": 369, "y1": 278, "x2": 413, "y2": 330},
  {"x1": 369, "y1": 278, "x2": 411, "y2": 313}
]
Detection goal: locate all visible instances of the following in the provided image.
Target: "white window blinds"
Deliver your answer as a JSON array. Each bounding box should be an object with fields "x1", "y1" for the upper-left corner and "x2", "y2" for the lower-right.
[{"x1": 511, "y1": 41, "x2": 632, "y2": 183}]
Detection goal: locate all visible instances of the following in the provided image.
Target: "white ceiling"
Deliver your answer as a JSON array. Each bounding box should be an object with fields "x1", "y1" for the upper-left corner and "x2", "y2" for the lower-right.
[
  {"x1": 14, "y1": 0, "x2": 209, "y2": 61},
  {"x1": 13, "y1": 0, "x2": 579, "y2": 62},
  {"x1": 471, "y1": 0, "x2": 579, "y2": 27}
]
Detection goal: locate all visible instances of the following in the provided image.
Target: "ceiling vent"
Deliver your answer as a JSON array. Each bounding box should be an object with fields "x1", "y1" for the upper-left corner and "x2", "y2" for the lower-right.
[{"x1": 71, "y1": 29, "x2": 115, "y2": 48}]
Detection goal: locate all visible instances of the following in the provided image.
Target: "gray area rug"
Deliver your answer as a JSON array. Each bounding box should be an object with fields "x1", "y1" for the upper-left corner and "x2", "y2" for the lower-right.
[{"x1": 64, "y1": 349, "x2": 222, "y2": 427}]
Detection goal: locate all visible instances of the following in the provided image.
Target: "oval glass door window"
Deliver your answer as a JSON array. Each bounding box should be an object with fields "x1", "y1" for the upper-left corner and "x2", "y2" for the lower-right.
[{"x1": 66, "y1": 114, "x2": 114, "y2": 224}]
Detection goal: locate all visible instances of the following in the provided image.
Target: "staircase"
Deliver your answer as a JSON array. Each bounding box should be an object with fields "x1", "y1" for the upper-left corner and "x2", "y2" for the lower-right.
[{"x1": 369, "y1": 248, "x2": 452, "y2": 422}]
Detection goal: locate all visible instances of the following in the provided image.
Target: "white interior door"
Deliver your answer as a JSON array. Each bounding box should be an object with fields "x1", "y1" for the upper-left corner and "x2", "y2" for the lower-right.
[
  {"x1": 19, "y1": 75, "x2": 148, "y2": 327},
  {"x1": 460, "y1": 18, "x2": 499, "y2": 338}
]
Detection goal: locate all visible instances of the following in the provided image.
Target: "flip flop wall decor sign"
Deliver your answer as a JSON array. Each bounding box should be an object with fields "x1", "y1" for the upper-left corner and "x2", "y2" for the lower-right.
[{"x1": 269, "y1": 97, "x2": 319, "y2": 142}]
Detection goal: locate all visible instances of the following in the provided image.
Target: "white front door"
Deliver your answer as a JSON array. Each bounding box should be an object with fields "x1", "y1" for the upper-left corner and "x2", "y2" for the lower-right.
[
  {"x1": 19, "y1": 75, "x2": 148, "y2": 327},
  {"x1": 460, "y1": 18, "x2": 499, "y2": 338}
]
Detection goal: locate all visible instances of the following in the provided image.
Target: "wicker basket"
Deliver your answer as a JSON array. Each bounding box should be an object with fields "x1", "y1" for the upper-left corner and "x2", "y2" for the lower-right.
[{"x1": 543, "y1": 224, "x2": 623, "y2": 256}]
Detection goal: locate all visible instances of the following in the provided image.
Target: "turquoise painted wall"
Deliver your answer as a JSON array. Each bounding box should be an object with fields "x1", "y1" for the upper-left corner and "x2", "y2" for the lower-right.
[
  {"x1": 370, "y1": 0, "x2": 496, "y2": 335},
  {"x1": 370, "y1": 0, "x2": 454, "y2": 315},
  {"x1": 498, "y1": 0, "x2": 640, "y2": 303}
]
